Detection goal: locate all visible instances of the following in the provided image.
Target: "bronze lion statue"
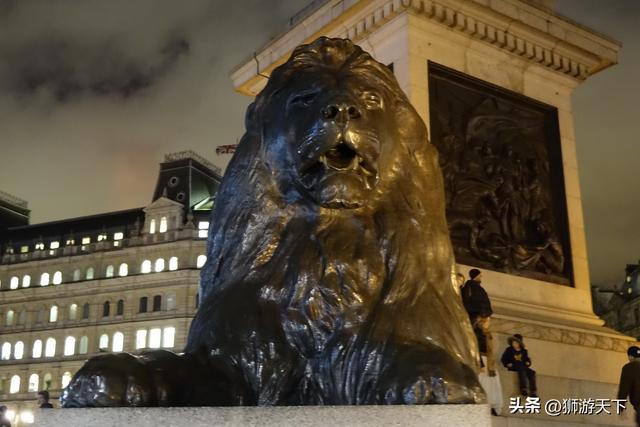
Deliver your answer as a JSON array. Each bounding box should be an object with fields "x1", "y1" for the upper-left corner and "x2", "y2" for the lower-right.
[{"x1": 61, "y1": 37, "x2": 484, "y2": 407}]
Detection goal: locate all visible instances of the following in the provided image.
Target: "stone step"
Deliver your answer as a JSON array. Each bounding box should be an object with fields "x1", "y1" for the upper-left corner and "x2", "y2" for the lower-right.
[{"x1": 31, "y1": 405, "x2": 492, "y2": 427}]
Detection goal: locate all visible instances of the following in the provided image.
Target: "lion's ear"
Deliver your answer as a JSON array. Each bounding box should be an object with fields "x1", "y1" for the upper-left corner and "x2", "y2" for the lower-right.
[{"x1": 394, "y1": 99, "x2": 428, "y2": 145}]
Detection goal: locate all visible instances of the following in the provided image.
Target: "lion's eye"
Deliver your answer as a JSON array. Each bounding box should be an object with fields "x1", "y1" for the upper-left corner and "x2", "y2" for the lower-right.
[
  {"x1": 289, "y1": 91, "x2": 319, "y2": 108},
  {"x1": 361, "y1": 91, "x2": 382, "y2": 109}
]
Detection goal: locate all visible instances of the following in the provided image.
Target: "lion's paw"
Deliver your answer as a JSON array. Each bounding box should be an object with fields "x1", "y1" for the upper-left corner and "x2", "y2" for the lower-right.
[{"x1": 60, "y1": 353, "x2": 155, "y2": 407}]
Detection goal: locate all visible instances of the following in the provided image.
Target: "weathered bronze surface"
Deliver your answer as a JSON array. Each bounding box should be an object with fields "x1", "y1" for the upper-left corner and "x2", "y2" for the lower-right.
[
  {"x1": 428, "y1": 63, "x2": 572, "y2": 284},
  {"x1": 61, "y1": 37, "x2": 484, "y2": 407}
]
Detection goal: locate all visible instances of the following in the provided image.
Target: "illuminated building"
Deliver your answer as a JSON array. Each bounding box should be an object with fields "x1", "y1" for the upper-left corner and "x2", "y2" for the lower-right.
[{"x1": 0, "y1": 151, "x2": 220, "y2": 419}]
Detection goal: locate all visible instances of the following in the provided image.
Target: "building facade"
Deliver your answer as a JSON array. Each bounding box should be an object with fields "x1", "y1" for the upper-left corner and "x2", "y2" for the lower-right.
[
  {"x1": 0, "y1": 151, "x2": 220, "y2": 422},
  {"x1": 593, "y1": 263, "x2": 640, "y2": 340}
]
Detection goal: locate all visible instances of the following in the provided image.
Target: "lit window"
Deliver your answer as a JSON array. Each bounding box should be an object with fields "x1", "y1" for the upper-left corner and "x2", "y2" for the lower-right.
[
  {"x1": 154, "y1": 258, "x2": 165, "y2": 273},
  {"x1": 5, "y1": 309, "x2": 14, "y2": 326},
  {"x1": 198, "y1": 221, "x2": 209, "y2": 238},
  {"x1": 97, "y1": 234, "x2": 107, "y2": 242},
  {"x1": 32, "y1": 340, "x2": 42, "y2": 358},
  {"x1": 10, "y1": 276, "x2": 18, "y2": 289},
  {"x1": 112, "y1": 332, "x2": 124, "y2": 352},
  {"x1": 1, "y1": 342, "x2": 10, "y2": 360},
  {"x1": 86, "y1": 267, "x2": 94, "y2": 280},
  {"x1": 64, "y1": 336, "x2": 76, "y2": 356},
  {"x1": 149, "y1": 328, "x2": 161, "y2": 349},
  {"x1": 28, "y1": 374, "x2": 39, "y2": 392},
  {"x1": 159, "y1": 217, "x2": 168, "y2": 233},
  {"x1": 81, "y1": 237, "x2": 91, "y2": 245},
  {"x1": 99, "y1": 334, "x2": 109, "y2": 350},
  {"x1": 141, "y1": 260, "x2": 151, "y2": 274},
  {"x1": 14, "y1": 341, "x2": 24, "y2": 359},
  {"x1": 50, "y1": 241, "x2": 60, "y2": 249},
  {"x1": 61, "y1": 372, "x2": 72, "y2": 388},
  {"x1": 118, "y1": 263, "x2": 128, "y2": 277},
  {"x1": 169, "y1": 257, "x2": 178, "y2": 271},
  {"x1": 73, "y1": 269, "x2": 81, "y2": 281},
  {"x1": 20, "y1": 411, "x2": 34, "y2": 424},
  {"x1": 20, "y1": 245, "x2": 29, "y2": 253},
  {"x1": 52, "y1": 271, "x2": 62, "y2": 285},
  {"x1": 149, "y1": 219, "x2": 156, "y2": 234},
  {"x1": 21, "y1": 275, "x2": 30, "y2": 288},
  {"x1": 9, "y1": 375, "x2": 20, "y2": 394},
  {"x1": 79, "y1": 336, "x2": 88, "y2": 354},
  {"x1": 197, "y1": 255, "x2": 207, "y2": 268},
  {"x1": 166, "y1": 293, "x2": 176, "y2": 311},
  {"x1": 66, "y1": 238, "x2": 75, "y2": 246},
  {"x1": 68, "y1": 303, "x2": 77, "y2": 320},
  {"x1": 49, "y1": 305, "x2": 58, "y2": 322},
  {"x1": 163, "y1": 327, "x2": 175, "y2": 348},
  {"x1": 105, "y1": 265, "x2": 114, "y2": 278},
  {"x1": 45, "y1": 338, "x2": 56, "y2": 357},
  {"x1": 40, "y1": 272, "x2": 50, "y2": 286},
  {"x1": 114, "y1": 232, "x2": 124, "y2": 241},
  {"x1": 136, "y1": 330, "x2": 147, "y2": 349},
  {"x1": 35, "y1": 242, "x2": 44, "y2": 250}
]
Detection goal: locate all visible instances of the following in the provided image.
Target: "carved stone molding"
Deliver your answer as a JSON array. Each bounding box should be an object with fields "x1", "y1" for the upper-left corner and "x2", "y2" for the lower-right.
[
  {"x1": 492, "y1": 317, "x2": 634, "y2": 353},
  {"x1": 232, "y1": 0, "x2": 620, "y2": 95},
  {"x1": 341, "y1": 0, "x2": 606, "y2": 80}
]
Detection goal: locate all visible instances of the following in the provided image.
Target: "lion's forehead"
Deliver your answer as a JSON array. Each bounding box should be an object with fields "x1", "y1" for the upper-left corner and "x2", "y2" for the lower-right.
[{"x1": 278, "y1": 70, "x2": 393, "y2": 98}]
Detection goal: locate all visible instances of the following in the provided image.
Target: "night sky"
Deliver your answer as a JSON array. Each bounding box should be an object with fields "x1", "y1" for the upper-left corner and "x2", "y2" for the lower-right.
[{"x1": 0, "y1": 0, "x2": 638, "y2": 286}]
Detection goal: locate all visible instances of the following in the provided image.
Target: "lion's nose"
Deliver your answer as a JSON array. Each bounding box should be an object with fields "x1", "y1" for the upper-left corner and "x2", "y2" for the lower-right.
[{"x1": 322, "y1": 103, "x2": 361, "y2": 123}]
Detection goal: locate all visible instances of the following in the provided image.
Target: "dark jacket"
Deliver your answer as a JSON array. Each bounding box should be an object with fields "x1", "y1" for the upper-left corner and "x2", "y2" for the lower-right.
[
  {"x1": 618, "y1": 360, "x2": 640, "y2": 408},
  {"x1": 501, "y1": 346, "x2": 531, "y2": 371},
  {"x1": 461, "y1": 280, "x2": 493, "y2": 318}
]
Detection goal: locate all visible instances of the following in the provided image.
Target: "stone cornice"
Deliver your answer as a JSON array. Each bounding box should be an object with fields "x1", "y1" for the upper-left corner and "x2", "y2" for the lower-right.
[
  {"x1": 407, "y1": 0, "x2": 618, "y2": 79},
  {"x1": 231, "y1": 0, "x2": 620, "y2": 95},
  {"x1": 492, "y1": 316, "x2": 635, "y2": 353}
]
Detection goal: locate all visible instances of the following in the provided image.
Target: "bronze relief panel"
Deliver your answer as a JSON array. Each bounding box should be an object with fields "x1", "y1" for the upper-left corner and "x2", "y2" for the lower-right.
[{"x1": 428, "y1": 62, "x2": 572, "y2": 285}]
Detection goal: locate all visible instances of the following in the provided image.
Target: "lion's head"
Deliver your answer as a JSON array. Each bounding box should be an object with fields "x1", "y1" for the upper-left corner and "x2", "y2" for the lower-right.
[
  {"x1": 248, "y1": 37, "x2": 428, "y2": 211},
  {"x1": 198, "y1": 37, "x2": 477, "y2": 372}
]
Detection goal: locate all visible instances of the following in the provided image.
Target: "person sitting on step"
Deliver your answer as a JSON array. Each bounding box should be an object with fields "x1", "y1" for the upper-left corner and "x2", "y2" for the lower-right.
[{"x1": 500, "y1": 334, "x2": 538, "y2": 397}]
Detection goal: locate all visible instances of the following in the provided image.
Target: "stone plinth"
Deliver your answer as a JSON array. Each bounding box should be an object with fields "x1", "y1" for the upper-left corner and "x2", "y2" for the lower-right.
[{"x1": 32, "y1": 405, "x2": 491, "y2": 427}]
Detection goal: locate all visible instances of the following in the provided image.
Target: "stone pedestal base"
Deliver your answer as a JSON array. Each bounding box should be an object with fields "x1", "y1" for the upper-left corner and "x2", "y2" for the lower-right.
[{"x1": 32, "y1": 405, "x2": 491, "y2": 427}]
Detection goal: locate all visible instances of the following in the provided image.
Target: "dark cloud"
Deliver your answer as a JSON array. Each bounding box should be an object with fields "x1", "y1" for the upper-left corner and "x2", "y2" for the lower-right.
[
  {"x1": 1, "y1": 35, "x2": 189, "y2": 101},
  {"x1": 0, "y1": 0, "x2": 309, "y2": 227}
]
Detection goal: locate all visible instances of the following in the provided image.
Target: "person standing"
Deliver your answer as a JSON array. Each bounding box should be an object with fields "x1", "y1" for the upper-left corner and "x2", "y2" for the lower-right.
[
  {"x1": 617, "y1": 345, "x2": 640, "y2": 426},
  {"x1": 460, "y1": 268, "x2": 495, "y2": 376},
  {"x1": 461, "y1": 268, "x2": 493, "y2": 321},
  {"x1": 37, "y1": 390, "x2": 54, "y2": 408},
  {"x1": 461, "y1": 269, "x2": 501, "y2": 414}
]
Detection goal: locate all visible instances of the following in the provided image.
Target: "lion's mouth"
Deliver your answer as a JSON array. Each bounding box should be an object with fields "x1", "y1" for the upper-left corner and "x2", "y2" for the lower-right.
[{"x1": 301, "y1": 142, "x2": 377, "y2": 190}]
